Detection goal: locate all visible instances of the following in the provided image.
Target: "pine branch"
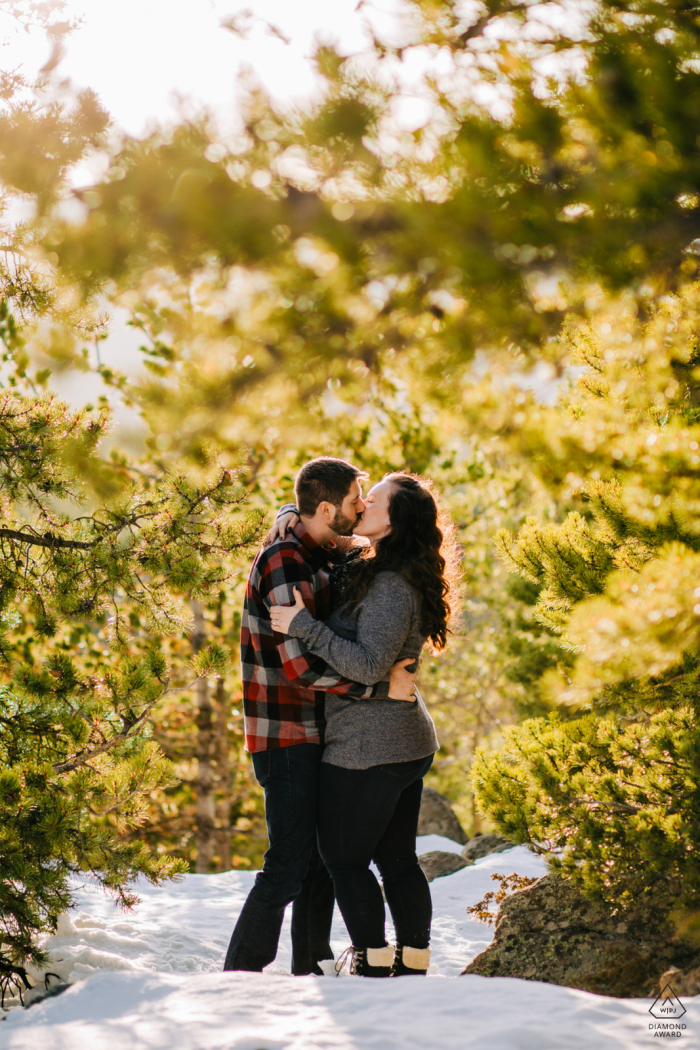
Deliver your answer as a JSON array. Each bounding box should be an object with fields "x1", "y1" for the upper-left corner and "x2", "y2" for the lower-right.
[
  {"x1": 51, "y1": 676, "x2": 200, "y2": 773},
  {"x1": 0, "y1": 527, "x2": 93, "y2": 550},
  {"x1": 0, "y1": 507, "x2": 158, "y2": 551},
  {"x1": 0, "y1": 246, "x2": 31, "y2": 260},
  {"x1": 87, "y1": 786, "x2": 146, "y2": 817},
  {"x1": 565, "y1": 795, "x2": 643, "y2": 815}
]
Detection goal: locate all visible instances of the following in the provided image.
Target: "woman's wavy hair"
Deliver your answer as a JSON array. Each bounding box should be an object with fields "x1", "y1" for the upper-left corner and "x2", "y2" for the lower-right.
[{"x1": 341, "y1": 472, "x2": 461, "y2": 652}]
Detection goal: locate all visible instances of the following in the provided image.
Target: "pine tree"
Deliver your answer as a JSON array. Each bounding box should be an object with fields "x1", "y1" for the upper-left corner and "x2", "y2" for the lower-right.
[
  {"x1": 0, "y1": 383, "x2": 262, "y2": 988},
  {"x1": 473, "y1": 289, "x2": 700, "y2": 909}
]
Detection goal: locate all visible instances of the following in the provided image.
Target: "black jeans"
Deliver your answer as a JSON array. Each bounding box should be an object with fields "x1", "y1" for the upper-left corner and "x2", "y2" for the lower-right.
[
  {"x1": 223, "y1": 743, "x2": 335, "y2": 974},
  {"x1": 317, "y1": 754, "x2": 433, "y2": 951}
]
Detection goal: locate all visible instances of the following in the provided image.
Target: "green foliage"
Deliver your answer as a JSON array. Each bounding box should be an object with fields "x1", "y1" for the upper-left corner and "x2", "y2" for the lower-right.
[
  {"x1": 473, "y1": 706, "x2": 700, "y2": 909},
  {"x1": 0, "y1": 403, "x2": 262, "y2": 978},
  {"x1": 0, "y1": 679, "x2": 179, "y2": 979},
  {"x1": 0, "y1": 391, "x2": 263, "y2": 627},
  {"x1": 501, "y1": 575, "x2": 571, "y2": 719},
  {"x1": 475, "y1": 291, "x2": 700, "y2": 908}
]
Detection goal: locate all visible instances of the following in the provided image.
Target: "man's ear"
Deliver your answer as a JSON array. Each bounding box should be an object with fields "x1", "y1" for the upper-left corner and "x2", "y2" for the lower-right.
[{"x1": 318, "y1": 501, "x2": 335, "y2": 523}]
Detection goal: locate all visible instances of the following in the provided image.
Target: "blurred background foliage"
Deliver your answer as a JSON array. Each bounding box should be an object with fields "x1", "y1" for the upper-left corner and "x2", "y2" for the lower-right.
[{"x1": 3, "y1": 0, "x2": 700, "y2": 920}]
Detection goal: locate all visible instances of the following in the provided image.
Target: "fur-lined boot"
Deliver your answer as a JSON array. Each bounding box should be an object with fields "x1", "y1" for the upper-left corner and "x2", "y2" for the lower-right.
[
  {"x1": 336, "y1": 944, "x2": 394, "y2": 977},
  {"x1": 391, "y1": 945, "x2": 431, "y2": 976}
]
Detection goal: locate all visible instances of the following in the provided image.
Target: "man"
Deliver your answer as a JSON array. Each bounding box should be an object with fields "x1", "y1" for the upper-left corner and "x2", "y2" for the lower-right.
[{"x1": 223, "y1": 457, "x2": 417, "y2": 975}]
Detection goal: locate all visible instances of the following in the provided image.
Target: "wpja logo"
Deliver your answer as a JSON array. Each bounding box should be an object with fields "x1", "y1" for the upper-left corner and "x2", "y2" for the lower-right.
[{"x1": 649, "y1": 984, "x2": 687, "y2": 1039}]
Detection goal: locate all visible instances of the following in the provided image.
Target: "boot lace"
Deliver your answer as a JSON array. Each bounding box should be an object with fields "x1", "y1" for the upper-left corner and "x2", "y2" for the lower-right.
[{"x1": 335, "y1": 945, "x2": 362, "y2": 975}]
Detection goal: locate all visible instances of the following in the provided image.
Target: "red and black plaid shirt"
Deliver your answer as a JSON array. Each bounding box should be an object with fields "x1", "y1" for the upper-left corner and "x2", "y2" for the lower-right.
[{"x1": 241, "y1": 522, "x2": 386, "y2": 752}]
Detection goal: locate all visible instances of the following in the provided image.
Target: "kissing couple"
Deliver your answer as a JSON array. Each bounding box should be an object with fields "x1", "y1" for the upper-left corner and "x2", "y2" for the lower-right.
[{"x1": 223, "y1": 456, "x2": 458, "y2": 978}]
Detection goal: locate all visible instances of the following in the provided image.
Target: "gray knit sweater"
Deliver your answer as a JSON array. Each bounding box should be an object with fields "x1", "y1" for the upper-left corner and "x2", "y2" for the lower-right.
[{"x1": 287, "y1": 570, "x2": 439, "y2": 769}]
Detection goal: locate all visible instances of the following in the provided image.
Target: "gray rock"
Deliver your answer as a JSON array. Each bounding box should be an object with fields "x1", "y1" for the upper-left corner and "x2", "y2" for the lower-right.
[
  {"x1": 418, "y1": 850, "x2": 471, "y2": 882},
  {"x1": 417, "y1": 788, "x2": 468, "y2": 845},
  {"x1": 463, "y1": 873, "x2": 700, "y2": 998},
  {"x1": 461, "y1": 833, "x2": 515, "y2": 862}
]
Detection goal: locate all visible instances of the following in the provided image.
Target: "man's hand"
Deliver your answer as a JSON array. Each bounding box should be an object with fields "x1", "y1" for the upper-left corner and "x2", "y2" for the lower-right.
[
  {"x1": 263, "y1": 510, "x2": 299, "y2": 546},
  {"x1": 388, "y1": 657, "x2": 419, "y2": 702}
]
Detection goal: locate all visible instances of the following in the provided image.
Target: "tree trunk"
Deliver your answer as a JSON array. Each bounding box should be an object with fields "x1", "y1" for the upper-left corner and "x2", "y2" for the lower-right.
[
  {"x1": 213, "y1": 674, "x2": 233, "y2": 871},
  {"x1": 191, "y1": 600, "x2": 216, "y2": 873},
  {"x1": 212, "y1": 596, "x2": 233, "y2": 871}
]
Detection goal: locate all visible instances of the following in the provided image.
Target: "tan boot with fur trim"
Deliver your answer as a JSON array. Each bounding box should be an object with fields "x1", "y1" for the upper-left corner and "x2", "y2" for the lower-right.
[
  {"x1": 391, "y1": 945, "x2": 431, "y2": 976},
  {"x1": 336, "y1": 944, "x2": 394, "y2": 978}
]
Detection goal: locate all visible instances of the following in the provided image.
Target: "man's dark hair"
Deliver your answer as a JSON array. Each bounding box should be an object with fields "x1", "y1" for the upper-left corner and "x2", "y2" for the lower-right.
[{"x1": 295, "y1": 457, "x2": 367, "y2": 517}]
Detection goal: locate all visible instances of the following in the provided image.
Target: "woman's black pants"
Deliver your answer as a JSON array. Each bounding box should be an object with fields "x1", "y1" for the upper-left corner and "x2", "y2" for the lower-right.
[{"x1": 316, "y1": 754, "x2": 433, "y2": 950}]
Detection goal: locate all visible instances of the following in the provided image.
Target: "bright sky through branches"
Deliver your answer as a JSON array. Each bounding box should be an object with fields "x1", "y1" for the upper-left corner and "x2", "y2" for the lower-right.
[
  {"x1": 0, "y1": 1, "x2": 411, "y2": 414},
  {"x1": 7, "y1": 0, "x2": 405, "y2": 135}
]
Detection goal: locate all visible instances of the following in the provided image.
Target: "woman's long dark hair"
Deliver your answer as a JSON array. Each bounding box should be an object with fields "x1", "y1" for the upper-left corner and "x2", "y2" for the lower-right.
[{"x1": 340, "y1": 473, "x2": 461, "y2": 651}]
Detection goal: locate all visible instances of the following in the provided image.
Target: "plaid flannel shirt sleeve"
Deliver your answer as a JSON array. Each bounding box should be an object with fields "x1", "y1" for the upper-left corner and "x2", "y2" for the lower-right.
[{"x1": 259, "y1": 547, "x2": 384, "y2": 698}]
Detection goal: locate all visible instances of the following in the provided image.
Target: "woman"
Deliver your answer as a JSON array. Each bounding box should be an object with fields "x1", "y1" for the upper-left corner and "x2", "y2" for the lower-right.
[{"x1": 269, "y1": 472, "x2": 459, "y2": 978}]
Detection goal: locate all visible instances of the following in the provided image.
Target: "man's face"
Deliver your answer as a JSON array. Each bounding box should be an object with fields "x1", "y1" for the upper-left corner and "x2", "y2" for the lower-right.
[{"x1": 330, "y1": 478, "x2": 365, "y2": 536}]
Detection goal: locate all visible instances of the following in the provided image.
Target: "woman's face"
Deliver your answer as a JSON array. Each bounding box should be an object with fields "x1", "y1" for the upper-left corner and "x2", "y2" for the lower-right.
[{"x1": 354, "y1": 480, "x2": 393, "y2": 545}]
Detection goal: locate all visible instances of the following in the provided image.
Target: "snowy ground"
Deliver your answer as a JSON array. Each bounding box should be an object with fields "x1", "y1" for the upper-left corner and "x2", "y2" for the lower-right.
[{"x1": 3, "y1": 838, "x2": 698, "y2": 1049}]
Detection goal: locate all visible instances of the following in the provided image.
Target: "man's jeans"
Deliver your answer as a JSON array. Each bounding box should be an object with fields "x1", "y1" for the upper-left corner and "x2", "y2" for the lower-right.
[{"x1": 223, "y1": 742, "x2": 335, "y2": 974}]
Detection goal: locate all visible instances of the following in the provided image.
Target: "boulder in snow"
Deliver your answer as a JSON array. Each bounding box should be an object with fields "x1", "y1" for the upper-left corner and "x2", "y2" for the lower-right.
[
  {"x1": 417, "y1": 788, "x2": 467, "y2": 845},
  {"x1": 418, "y1": 851, "x2": 470, "y2": 882},
  {"x1": 463, "y1": 873, "x2": 700, "y2": 998},
  {"x1": 461, "y1": 833, "x2": 515, "y2": 862}
]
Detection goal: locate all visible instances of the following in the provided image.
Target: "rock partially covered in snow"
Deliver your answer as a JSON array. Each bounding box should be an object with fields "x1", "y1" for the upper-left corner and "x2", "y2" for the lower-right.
[
  {"x1": 417, "y1": 788, "x2": 467, "y2": 845},
  {"x1": 416, "y1": 834, "x2": 464, "y2": 855},
  {"x1": 23, "y1": 976, "x2": 71, "y2": 1009},
  {"x1": 461, "y1": 833, "x2": 515, "y2": 862},
  {"x1": 464, "y1": 873, "x2": 700, "y2": 998},
  {"x1": 418, "y1": 851, "x2": 470, "y2": 882}
]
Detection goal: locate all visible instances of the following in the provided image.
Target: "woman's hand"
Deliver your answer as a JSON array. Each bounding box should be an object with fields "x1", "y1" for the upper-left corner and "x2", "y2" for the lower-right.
[
  {"x1": 263, "y1": 510, "x2": 300, "y2": 546},
  {"x1": 269, "y1": 587, "x2": 307, "y2": 634}
]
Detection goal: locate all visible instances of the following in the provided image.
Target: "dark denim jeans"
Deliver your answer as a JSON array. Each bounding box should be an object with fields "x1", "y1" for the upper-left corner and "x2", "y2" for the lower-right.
[
  {"x1": 223, "y1": 743, "x2": 334, "y2": 974},
  {"x1": 317, "y1": 754, "x2": 433, "y2": 951}
]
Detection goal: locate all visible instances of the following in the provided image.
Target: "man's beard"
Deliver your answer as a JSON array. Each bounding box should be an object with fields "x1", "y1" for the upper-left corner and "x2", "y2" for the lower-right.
[{"x1": 331, "y1": 508, "x2": 361, "y2": 537}]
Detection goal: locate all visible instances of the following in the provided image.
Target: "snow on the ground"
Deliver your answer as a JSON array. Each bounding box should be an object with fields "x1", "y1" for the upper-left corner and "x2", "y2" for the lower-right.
[
  {"x1": 3, "y1": 842, "x2": 698, "y2": 1049},
  {"x1": 415, "y1": 833, "x2": 465, "y2": 855}
]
